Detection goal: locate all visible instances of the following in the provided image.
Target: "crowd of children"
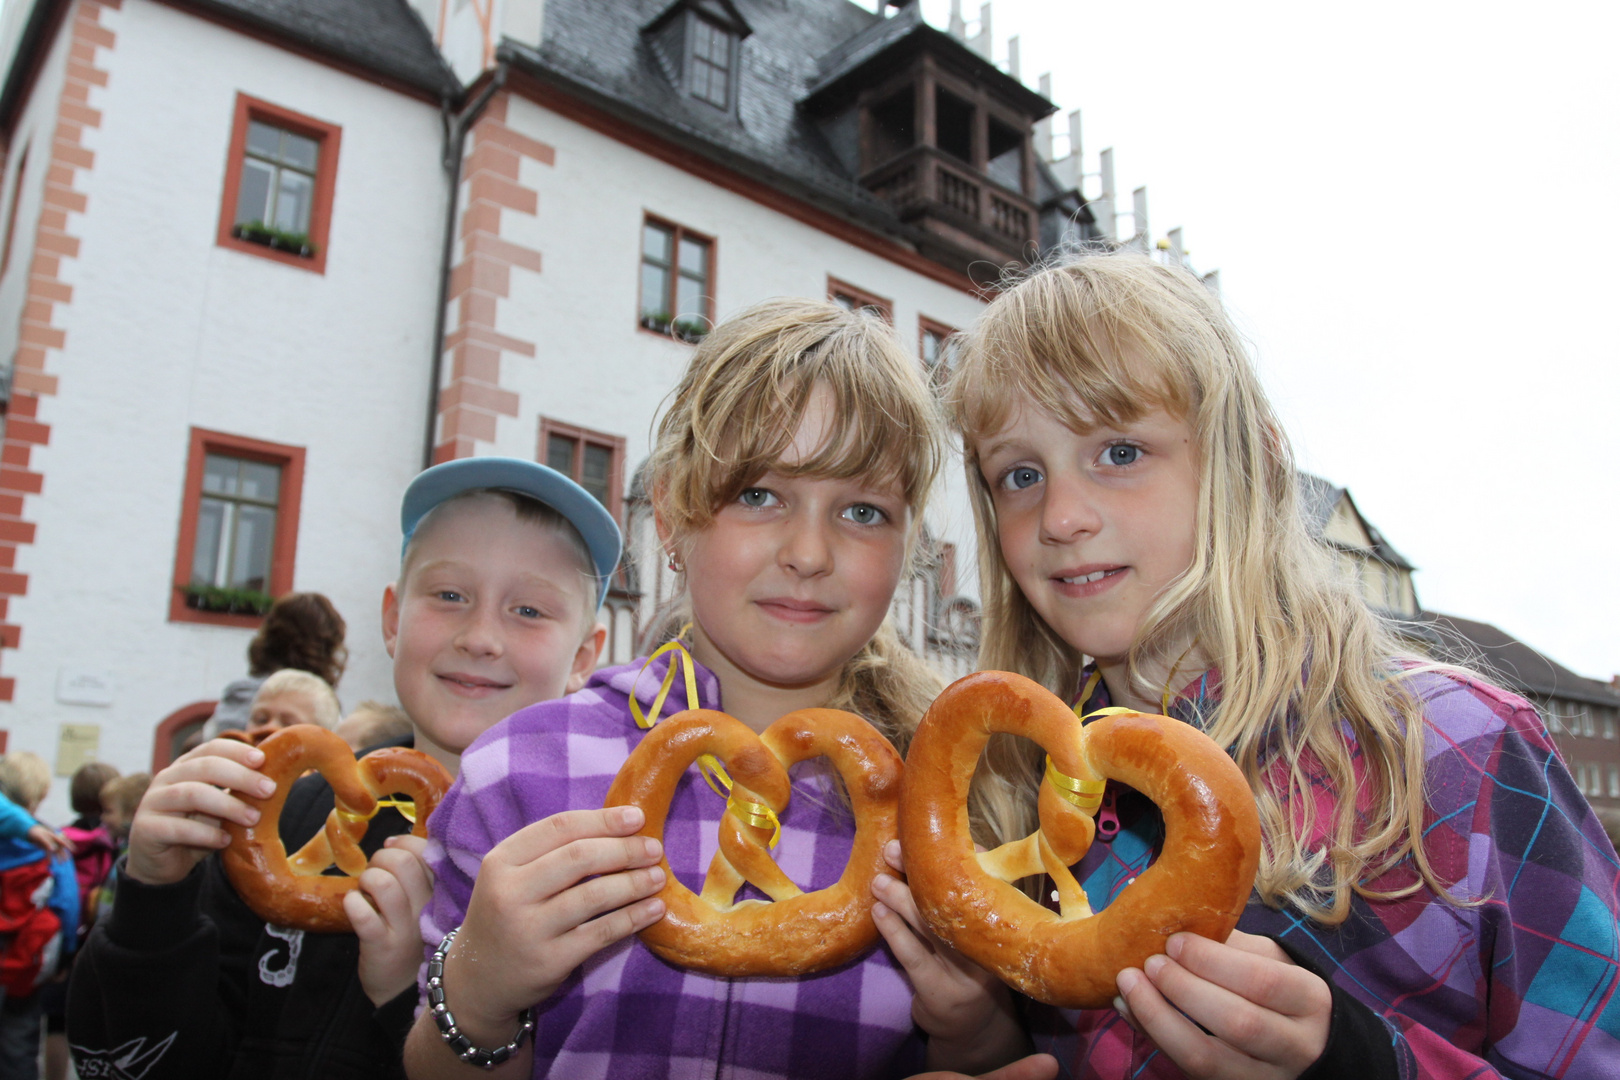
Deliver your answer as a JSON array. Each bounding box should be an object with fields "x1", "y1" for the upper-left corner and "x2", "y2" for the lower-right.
[{"x1": 38, "y1": 251, "x2": 1619, "y2": 1080}]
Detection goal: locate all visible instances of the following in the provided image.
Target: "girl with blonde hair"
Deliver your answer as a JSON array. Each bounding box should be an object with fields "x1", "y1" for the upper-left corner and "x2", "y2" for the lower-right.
[
  {"x1": 933, "y1": 250, "x2": 1620, "y2": 1078},
  {"x1": 409, "y1": 297, "x2": 1022, "y2": 1079}
]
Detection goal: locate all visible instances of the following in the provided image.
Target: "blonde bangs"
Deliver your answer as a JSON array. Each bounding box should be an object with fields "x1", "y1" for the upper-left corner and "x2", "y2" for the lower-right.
[
  {"x1": 949, "y1": 259, "x2": 1211, "y2": 453},
  {"x1": 653, "y1": 297, "x2": 941, "y2": 541}
]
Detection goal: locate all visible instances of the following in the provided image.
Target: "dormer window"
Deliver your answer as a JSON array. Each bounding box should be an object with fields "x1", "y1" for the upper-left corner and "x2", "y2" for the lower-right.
[
  {"x1": 643, "y1": 0, "x2": 751, "y2": 114},
  {"x1": 689, "y1": 19, "x2": 734, "y2": 109}
]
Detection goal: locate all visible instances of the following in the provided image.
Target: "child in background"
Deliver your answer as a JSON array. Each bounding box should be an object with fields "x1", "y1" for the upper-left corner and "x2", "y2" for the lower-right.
[
  {"x1": 95, "y1": 774, "x2": 149, "y2": 850},
  {"x1": 41, "y1": 763, "x2": 120, "y2": 1080},
  {"x1": 61, "y1": 763, "x2": 120, "y2": 927},
  {"x1": 82, "y1": 773, "x2": 149, "y2": 929},
  {"x1": 405, "y1": 298, "x2": 1017, "y2": 1079},
  {"x1": 0, "y1": 753, "x2": 77, "y2": 1080},
  {"x1": 205, "y1": 592, "x2": 350, "y2": 738},
  {"x1": 67, "y1": 459, "x2": 618, "y2": 1080},
  {"x1": 245, "y1": 669, "x2": 343, "y2": 737},
  {"x1": 336, "y1": 701, "x2": 414, "y2": 754},
  {"x1": 922, "y1": 251, "x2": 1620, "y2": 1077}
]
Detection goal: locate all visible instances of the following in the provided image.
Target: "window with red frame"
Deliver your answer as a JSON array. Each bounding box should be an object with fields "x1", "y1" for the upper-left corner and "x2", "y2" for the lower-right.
[
  {"x1": 919, "y1": 315, "x2": 960, "y2": 386},
  {"x1": 216, "y1": 94, "x2": 341, "y2": 274},
  {"x1": 540, "y1": 419, "x2": 626, "y2": 523},
  {"x1": 171, "y1": 429, "x2": 304, "y2": 627},
  {"x1": 639, "y1": 216, "x2": 714, "y2": 343},
  {"x1": 828, "y1": 277, "x2": 893, "y2": 322}
]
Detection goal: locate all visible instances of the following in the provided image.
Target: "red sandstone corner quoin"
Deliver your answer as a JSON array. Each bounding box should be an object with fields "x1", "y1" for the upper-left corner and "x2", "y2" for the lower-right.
[
  {"x1": 435, "y1": 91, "x2": 551, "y2": 463},
  {"x1": 0, "y1": 0, "x2": 122, "y2": 702}
]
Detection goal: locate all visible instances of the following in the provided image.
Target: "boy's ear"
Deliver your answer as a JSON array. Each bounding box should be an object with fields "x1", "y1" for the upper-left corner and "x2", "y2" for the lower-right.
[
  {"x1": 381, "y1": 583, "x2": 401, "y2": 659},
  {"x1": 566, "y1": 621, "x2": 608, "y2": 694}
]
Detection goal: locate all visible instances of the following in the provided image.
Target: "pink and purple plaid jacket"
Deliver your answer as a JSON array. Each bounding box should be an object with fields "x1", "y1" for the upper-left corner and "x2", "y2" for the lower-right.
[
  {"x1": 421, "y1": 655, "x2": 921, "y2": 1080},
  {"x1": 1029, "y1": 667, "x2": 1620, "y2": 1079}
]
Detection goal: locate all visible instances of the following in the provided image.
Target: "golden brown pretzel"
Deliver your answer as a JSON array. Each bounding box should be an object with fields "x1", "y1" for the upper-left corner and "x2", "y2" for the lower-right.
[
  {"x1": 901, "y1": 671, "x2": 1262, "y2": 1008},
  {"x1": 222, "y1": 725, "x2": 451, "y2": 932},
  {"x1": 604, "y1": 707, "x2": 902, "y2": 977}
]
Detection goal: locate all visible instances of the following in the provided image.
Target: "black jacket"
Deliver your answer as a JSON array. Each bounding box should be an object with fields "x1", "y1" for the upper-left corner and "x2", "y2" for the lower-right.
[{"x1": 66, "y1": 738, "x2": 420, "y2": 1080}]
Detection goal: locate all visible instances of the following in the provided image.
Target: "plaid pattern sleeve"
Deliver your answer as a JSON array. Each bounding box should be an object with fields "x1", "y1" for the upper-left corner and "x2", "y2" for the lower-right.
[
  {"x1": 1027, "y1": 669, "x2": 1620, "y2": 1079},
  {"x1": 420, "y1": 655, "x2": 922, "y2": 1080}
]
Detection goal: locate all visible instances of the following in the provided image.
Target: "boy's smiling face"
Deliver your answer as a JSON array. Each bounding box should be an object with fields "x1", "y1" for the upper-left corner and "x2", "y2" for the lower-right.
[{"x1": 383, "y1": 494, "x2": 603, "y2": 766}]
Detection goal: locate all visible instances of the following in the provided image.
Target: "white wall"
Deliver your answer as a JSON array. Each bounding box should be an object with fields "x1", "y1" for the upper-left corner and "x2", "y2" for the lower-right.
[
  {"x1": 480, "y1": 91, "x2": 987, "y2": 603},
  {"x1": 2, "y1": 0, "x2": 448, "y2": 823}
]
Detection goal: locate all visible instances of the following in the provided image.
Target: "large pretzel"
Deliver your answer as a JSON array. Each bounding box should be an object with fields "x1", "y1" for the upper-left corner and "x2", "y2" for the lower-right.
[
  {"x1": 901, "y1": 671, "x2": 1262, "y2": 1008},
  {"x1": 604, "y1": 707, "x2": 902, "y2": 977},
  {"x1": 222, "y1": 725, "x2": 451, "y2": 932}
]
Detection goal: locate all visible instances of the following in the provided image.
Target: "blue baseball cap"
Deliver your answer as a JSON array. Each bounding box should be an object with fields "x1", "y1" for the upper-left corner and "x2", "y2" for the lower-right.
[{"x1": 400, "y1": 457, "x2": 622, "y2": 609}]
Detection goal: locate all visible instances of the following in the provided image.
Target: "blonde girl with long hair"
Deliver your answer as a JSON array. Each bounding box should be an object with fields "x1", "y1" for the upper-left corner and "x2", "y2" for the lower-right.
[
  {"x1": 408, "y1": 298, "x2": 1033, "y2": 1080},
  {"x1": 943, "y1": 251, "x2": 1620, "y2": 1079}
]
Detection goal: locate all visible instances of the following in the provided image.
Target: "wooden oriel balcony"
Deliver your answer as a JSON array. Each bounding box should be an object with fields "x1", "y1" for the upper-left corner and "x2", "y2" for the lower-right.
[{"x1": 860, "y1": 145, "x2": 1036, "y2": 263}]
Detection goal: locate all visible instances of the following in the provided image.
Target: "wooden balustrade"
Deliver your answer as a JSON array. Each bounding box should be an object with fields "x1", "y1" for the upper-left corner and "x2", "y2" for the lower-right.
[{"x1": 859, "y1": 145, "x2": 1035, "y2": 261}]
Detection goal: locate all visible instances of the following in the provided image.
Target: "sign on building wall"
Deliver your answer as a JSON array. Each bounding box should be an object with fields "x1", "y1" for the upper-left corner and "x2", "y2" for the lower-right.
[
  {"x1": 56, "y1": 667, "x2": 115, "y2": 707},
  {"x1": 55, "y1": 723, "x2": 102, "y2": 777}
]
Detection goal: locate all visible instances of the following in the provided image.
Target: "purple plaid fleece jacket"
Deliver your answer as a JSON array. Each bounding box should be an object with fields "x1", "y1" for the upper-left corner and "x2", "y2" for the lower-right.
[
  {"x1": 1027, "y1": 667, "x2": 1620, "y2": 1078},
  {"x1": 421, "y1": 655, "x2": 922, "y2": 1080}
]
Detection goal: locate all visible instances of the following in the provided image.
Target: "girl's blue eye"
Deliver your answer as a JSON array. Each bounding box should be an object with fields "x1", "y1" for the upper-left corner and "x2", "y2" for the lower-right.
[
  {"x1": 435, "y1": 590, "x2": 464, "y2": 603},
  {"x1": 1002, "y1": 467, "x2": 1043, "y2": 491},
  {"x1": 738, "y1": 488, "x2": 779, "y2": 508},
  {"x1": 515, "y1": 605, "x2": 541, "y2": 619},
  {"x1": 841, "y1": 504, "x2": 887, "y2": 526},
  {"x1": 1104, "y1": 444, "x2": 1141, "y2": 467}
]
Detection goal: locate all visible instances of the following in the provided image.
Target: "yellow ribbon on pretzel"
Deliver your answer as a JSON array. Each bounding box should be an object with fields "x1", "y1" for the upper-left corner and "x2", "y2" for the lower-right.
[
  {"x1": 1044, "y1": 664, "x2": 1209, "y2": 815},
  {"x1": 630, "y1": 631, "x2": 784, "y2": 848},
  {"x1": 1038, "y1": 672, "x2": 1117, "y2": 815},
  {"x1": 335, "y1": 798, "x2": 420, "y2": 827}
]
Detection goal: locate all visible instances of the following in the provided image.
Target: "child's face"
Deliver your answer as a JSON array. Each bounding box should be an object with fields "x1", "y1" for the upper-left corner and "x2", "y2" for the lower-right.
[
  {"x1": 102, "y1": 805, "x2": 129, "y2": 841},
  {"x1": 383, "y1": 495, "x2": 600, "y2": 759},
  {"x1": 681, "y1": 385, "x2": 910, "y2": 696},
  {"x1": 247, "y1": 691, "x2": 318, "y2": 734},
  {"x1": 978, "y1": 399, "x2": 1200, "y2": 666}
]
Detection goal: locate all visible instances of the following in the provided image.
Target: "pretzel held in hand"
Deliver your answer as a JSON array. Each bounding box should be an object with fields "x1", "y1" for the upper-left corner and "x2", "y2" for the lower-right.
[
  {"x1": 901, "y1": 671, "x2": 1261, "y2": 1008},
  {"x1": 222, "y1": 725, "x2": 451, "y2": 932},
  {"x1": 605, "y1": 707, "x2": 902, "y2": 977}
]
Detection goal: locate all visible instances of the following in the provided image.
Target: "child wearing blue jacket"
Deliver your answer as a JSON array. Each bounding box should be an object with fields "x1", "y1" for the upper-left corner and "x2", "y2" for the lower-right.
[{"x1": 0, "y1": 752, "x2": 79, "y2": 1074}]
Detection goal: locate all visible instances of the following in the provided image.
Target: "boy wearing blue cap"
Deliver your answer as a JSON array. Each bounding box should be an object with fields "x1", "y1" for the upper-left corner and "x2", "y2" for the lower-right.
[{"x1": 68, "y1": 460, "x2": 621, "y2": 1080}]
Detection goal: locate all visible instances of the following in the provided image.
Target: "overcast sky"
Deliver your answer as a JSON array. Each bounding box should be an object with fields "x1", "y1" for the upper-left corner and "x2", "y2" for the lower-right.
[{"x1": 907, "y1": 0, "x2": 1620, "y2": 681}]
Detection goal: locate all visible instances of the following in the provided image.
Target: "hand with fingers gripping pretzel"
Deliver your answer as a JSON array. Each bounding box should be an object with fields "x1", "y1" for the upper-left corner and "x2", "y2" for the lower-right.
[
  {"x1": 604, "y1": 706, "x2": 903, "y2": 976},
  {"x1": 900, "y1": 670, "x2": 1263, "y2": 1007},
  {"x1": 898, "y1": 671, "x2": 1334, "y2": 1079}
]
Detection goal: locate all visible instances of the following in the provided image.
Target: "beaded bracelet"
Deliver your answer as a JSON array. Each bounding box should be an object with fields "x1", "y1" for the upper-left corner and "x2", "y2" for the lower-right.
[{"x1": 427, "y1": 926, "x2": 537, "y2": 1069}]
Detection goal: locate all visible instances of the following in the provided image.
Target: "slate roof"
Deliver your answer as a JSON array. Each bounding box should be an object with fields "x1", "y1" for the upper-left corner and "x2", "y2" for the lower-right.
[
  {"x1": 1421, "y1": 611, "x2": 1620, "y2": 708},
  {"x1": 804, "y1": 2, "x2": 1050, "y2": 118},
  {"x1": 173, "y1": 0, "x2": 456, "y2": 96},
  {"x1": 501, "y1": 0, "x2": 1075, "y2": 261},
  {"x1": 1, "y1": 0, "x2": 455, "y2": 130}
]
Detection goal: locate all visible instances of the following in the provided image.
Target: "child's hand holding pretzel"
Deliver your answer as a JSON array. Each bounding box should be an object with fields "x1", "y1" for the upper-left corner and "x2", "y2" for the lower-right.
[
  {"x1": 126, "y1": 739, "x2": 275, "y2": 887},
  {"x1": 346, "y1": 833, "x2": 437, "y2": 1006},
  {"x1": 871, "y1": 839, "x2": 1032, "y2": 1076},
  {"x1": 422, "y1": 806, "x2": 667, "y2": 1063},
  {"x1": 1113, "y1": 928, "x2": 1331, "y2": 1080}
]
